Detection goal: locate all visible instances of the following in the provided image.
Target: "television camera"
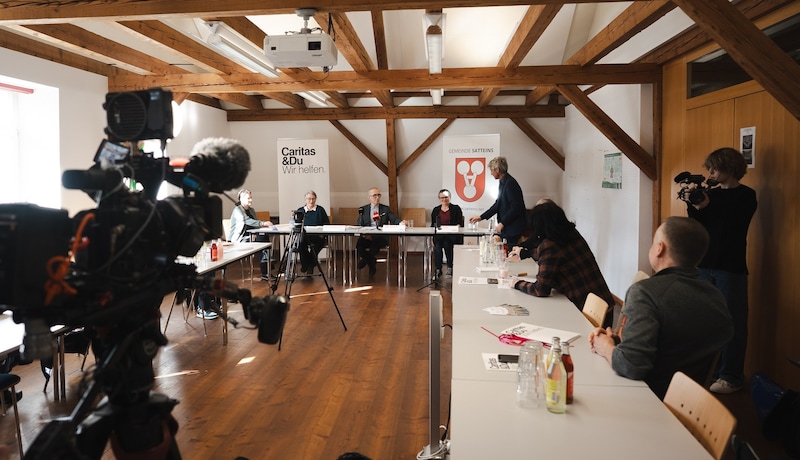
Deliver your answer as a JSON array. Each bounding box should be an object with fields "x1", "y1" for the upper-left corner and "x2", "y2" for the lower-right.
[
  {"x1": 673, "y1": 171, "x2": 719, "y2": 205},
  {"x1": 0, "y1": 88, "x2": 287, "y2": 459}
]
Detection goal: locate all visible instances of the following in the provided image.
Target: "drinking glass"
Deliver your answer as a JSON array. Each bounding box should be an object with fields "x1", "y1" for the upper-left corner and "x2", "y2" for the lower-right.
[{"x1": 516, "y1": 341, "x2": 544, "y2": 408}]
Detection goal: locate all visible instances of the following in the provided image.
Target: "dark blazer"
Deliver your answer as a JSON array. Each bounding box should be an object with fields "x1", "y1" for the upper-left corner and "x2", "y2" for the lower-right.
[
  {"x1": 356, "y1": 203, "x2": 401, "y2": 227},
  {"x1": 480, "y1": 172, "x2": 526, "y2": 239},
  {"x1": 430, "y1": 204, "x2": 464, "y2": 228}
]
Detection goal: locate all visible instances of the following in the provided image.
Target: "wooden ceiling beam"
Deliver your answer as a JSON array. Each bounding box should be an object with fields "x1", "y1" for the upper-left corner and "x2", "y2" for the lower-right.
[
  {"x1": 228, "y1": 105, "x2": 564, "y2": 122},
  {"x1": 672, "y1": 0, "x2": 800, "y2": 120},
  {"x1": 499, "y1": 4, "x2": 563, "y2": 69},
  {"x1": 397, "y1": 119, "x2": 455, "y2": 175},
  {"x1": 329, "y1": 120, "x2": 388, "y2": 175},
  {"x1": 510, "y1": 118, "x2": 565, "y2": 170},
  {"x1": 108, "y1": 64, "x2": 660, "y2": 93},
  {"x1": 556, "y1": 84, "x2": 656, "y2": 180},
  {"x1": 0, "y1": 1, "x2": 624, "y2": 25},
  {"x1": 0, "y1": 28, "x2": 119, "y2": 76},
  {"x1": 10, "y1": 23, "x2": 180, "y2": 75},
  {"x1": 565, "y1": 0, "x2": 676, "y2": 66}
]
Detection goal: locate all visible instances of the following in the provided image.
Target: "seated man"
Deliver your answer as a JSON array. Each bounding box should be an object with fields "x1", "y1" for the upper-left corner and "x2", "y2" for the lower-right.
[
  {"x1": 589, "y1": 216, "x2": 734, "y2": 399},
  {"x1": 355, "y1": 187, "x2": 403, "y2": 277},
  {"x1": 229, "y1": 189, "x2": 274, "y2": 281},
  {"x1": 296, "y1": 190, "x2": 330, "y2": 274}
]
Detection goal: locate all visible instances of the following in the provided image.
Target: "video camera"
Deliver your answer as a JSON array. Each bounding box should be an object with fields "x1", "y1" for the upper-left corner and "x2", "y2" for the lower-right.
[
  {"x1": 673, "y1": 171, "x2": 719, "y2": 205},
  {"x1": 0, "y1": 88, "x2": 287, "y2": 358}
]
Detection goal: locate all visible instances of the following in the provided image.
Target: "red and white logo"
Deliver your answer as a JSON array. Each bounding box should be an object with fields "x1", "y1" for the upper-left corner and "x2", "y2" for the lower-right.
[{"x1": 455, "y1": 158, "x2": 486, "y2": 202}]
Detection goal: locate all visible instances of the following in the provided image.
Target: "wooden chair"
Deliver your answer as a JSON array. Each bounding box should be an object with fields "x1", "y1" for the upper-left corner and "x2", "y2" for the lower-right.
[
  {"x1": 631, "y1": 270, "x2": 650, "y2": 284},
  {"x1": 663, "y1": 371, "x2": 737, "y2": 460},
  {"x1": 255, "y1": 210, "x2": 271, "y2": 223},
  {"x1": 401, "y1": 207, "x2": 428, "y2": 228},
  {"x1": 0, "y1": 373, "x2": 23, "y2": 457},
  {"x1": 582, "y1": 292, "x2": 609, "y2": 328},
  {"x1": 336, "y1": 207, "x2": 361, "y2": 225}
]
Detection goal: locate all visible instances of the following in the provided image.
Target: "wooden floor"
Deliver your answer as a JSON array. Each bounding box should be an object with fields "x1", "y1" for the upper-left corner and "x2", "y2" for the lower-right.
[{"x1": 0, "y1": 252, "x2": 791, "y2": 460}]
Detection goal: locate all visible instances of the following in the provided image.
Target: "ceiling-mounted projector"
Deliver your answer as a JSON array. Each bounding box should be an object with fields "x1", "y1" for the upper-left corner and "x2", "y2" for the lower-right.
[{"x1": 264, "y1": 33, "x2": 338, "y2": 68}]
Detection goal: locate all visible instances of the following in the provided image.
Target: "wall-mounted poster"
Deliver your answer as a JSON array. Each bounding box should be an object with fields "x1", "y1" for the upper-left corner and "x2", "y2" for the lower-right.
[
  {"x1": 740, "y1": 126, "x2": 755, "y2": 168},
  {"x1": 602, "y1": 152, "x2": 622, "y2": 189}
]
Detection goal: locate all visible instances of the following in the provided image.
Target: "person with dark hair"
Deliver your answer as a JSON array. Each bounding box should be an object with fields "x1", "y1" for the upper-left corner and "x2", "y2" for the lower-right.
[
  {"x1": 685, "y1": 147, "x2": 757, "y2": 395},
  {"x1": 468, "y1": 156, "x2": 527, "y2": 246},
  {"x1": 296, "y1": 190, "x2": 330, "y2": 274},
  {"x1": 589, "y1": 216, "x2": 733, "y2": 399},
  {"x1": 510, "y1": 201, "x2": 615, "y2": 327},
  {"x1": 431, "y1": 188, "x2": 463, "y2": 277}
]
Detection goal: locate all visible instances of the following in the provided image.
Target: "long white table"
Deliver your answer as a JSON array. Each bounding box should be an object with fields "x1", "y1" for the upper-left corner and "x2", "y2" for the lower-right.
[
  {"x1": 449, "y1": 246, "x2": 711, "y2": 459},
  {"x1": 169, "y1": 241, "x2": 270, "y2": 345},
  {"x1": 251, "y1": 224, "x2": 489, "y2": 286}
]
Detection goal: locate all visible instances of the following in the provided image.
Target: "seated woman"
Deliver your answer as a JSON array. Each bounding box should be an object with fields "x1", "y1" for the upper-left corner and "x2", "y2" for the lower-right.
[
  {"x1": 431, "y1": 189, "x2": 463, "y2": 277},
  {"x1": 296, "y1": 190, "x2": 330, "y2": 274},
  {"x1": 510, "y1": 201, "x2": 615, "y2": 327}
]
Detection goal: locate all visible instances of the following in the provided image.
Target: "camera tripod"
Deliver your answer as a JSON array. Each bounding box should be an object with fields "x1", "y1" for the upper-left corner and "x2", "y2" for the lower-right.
[
  {"x1": 24, "y1": 294, "x2": 181, "y2": 460},
  {"x1": 418, "y1": 225, "x2": 450, "y2": 292},
  {"x1": 270, "y1": 227, "x2": 347, "y2": 349}
]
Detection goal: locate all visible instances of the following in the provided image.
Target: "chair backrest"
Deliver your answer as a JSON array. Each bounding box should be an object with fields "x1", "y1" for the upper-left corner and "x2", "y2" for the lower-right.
[
  {"x1": 255, "y1": 211, "x2": 271, "y2": 222},
  {"x1": 632, "y1": 270, "x2": 650, "y2": 284},
  {"x1": 401, "y1": 207, "x2": 427, "y2": 227},
  {"x1": 582, "y1": 292, "x2": 608, "y2": 328},
  {"x1": 337, "y1": 207, "x2": 361, "y2": 225},
  {"x1": 222, "y1": 218, "x2": 232, "y2": 242},
  {"x1": 663, "y1": 371, "x2": 737, "y2": 460}
]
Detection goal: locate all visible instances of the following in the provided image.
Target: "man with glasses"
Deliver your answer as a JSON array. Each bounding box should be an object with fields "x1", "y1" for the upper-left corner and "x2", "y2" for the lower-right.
[
  {"x1": 355, "y1": 187, "x2": 403, "y2": 277},
  {"x1": 296, "y1": 190, "x2": 330, "y2": 274},
  {"x1": 431, "y1": 189, "x2": 464, "y2": 277},
  {"x1": 468, "y1": 156, "x2": 527, "y2": 246}
]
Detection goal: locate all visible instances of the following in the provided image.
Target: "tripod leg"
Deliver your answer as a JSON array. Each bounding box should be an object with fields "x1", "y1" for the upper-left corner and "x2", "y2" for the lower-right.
[{"x1": 313, "y1": 248, "x2": 347, "y2": 332}]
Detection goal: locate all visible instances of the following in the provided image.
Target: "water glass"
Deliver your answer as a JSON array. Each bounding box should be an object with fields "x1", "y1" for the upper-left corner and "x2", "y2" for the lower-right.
[
  {"x1": 407, "y1": 219, "x2": 414, "y2": 228},
  {"x1": 516, "y1": 341, "x2": 544, "y2": 409}
]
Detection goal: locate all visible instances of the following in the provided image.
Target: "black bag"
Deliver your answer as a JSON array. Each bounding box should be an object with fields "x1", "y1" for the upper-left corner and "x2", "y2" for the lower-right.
[{"x1": 751, "y1": 372, "x2": 800, "y2": 458}]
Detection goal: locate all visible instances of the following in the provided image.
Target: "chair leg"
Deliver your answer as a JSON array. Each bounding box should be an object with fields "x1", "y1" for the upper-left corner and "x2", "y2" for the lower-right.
[{"x1": 1, "y1": 376, "x2": 24, "y2": 458}]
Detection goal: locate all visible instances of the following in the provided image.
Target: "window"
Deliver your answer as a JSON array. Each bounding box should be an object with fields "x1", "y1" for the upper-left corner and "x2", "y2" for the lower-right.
[{"x1": 688, "y1": 14, "x2": 800, "y2": 98}]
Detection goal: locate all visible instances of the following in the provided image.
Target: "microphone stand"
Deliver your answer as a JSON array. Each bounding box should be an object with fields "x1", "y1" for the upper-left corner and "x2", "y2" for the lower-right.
[{"x1": 418, "y1": 216, "x2": 449, "y2": 292}]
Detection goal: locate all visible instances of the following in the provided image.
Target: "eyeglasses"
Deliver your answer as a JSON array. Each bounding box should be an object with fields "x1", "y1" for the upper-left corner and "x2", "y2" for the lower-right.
[
  {"x1": 439, "y1": 196, "x2": 450, "y2": 200},
  {"x1": 370, "y1": 193, "x2": 382, "y2": 198}
]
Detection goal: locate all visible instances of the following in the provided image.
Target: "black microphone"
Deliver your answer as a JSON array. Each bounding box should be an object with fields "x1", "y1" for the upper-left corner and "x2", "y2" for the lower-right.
[
  {"x1": 435, "y1": 215, "x2": 441, "y2": 230},
  {"x1": 358, "y1": 207, "x2": 364, "y2": 225},
  {"x1": 62, "y1": 168, "x2": 123, "y2": 192},
  {"x1": 185, "y1": 137, "x2": 251, "y2": 193}
]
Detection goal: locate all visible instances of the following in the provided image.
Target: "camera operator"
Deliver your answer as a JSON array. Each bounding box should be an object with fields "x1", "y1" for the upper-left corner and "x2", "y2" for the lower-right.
[
  {"x1": 683, "y1": 147, "x2": 757, "y2": 394},
  {"x1": 296, "y1": 190, "x2": 330, "y2": 274},
  {"x1": 230, "y1": 188, "x2": 275, "y2": 282}
]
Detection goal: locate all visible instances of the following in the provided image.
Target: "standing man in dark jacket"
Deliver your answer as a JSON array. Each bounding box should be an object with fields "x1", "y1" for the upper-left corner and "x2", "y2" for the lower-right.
[{"x1": 468, "y1": 156, "x2": 526, "y2": 245}]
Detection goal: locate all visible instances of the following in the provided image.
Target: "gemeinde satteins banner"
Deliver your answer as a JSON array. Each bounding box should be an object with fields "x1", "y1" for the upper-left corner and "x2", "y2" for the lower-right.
[
  {"x1": 276, "y1": 138, "x2": 331, "y2": 226},
  {"x1": 442, "y1": 134, "x2": 500, "y2": 219}
]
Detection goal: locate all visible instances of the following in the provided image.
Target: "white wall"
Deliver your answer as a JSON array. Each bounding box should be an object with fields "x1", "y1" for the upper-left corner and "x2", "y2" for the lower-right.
[
  {"x1": 562, "y1": 84, "x2": 653, "y2": 298},
  {"x1": 0, "y1": 47, "x2": 108, "y2": 215},
  {"x1": 229, "y1": 115, "x2": 565, "y2": 223}
]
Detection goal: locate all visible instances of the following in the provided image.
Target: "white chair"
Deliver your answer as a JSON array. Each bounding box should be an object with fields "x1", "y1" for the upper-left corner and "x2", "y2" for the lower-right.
[{"x1": 663, "y1": 371, "x2": 737, "y2": 460}]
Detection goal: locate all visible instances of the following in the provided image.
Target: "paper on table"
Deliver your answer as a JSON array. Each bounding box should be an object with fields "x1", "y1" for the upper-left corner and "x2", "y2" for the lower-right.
[
  {"x1": 438, "y1": 225, "x2": 460, "y2": 233},
  {"x1": 482, "y1": 353, "x2": 518, "y2": 371},
  {"x1": 483, "y1": 304, "x2": 529, "y2": 316},
  {"x1": 501, "y1": 322, "x2": 581, "y2": 345},
  {"x1": 458, "y1": 276, "x2": 498, "y2": 285}
]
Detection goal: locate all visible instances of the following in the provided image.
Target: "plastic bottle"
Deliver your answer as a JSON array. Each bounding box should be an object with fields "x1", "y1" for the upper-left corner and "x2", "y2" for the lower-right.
[
  {"x1": 545, "y1": 337, "x2": 567, "y2": 414},
  {"x1": 562, "y1": 343, "x2": 574, "y2": 404}
]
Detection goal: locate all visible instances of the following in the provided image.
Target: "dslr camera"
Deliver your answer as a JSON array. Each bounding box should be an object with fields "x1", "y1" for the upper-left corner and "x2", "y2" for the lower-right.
[{"x1": 673, "y1": 171, "x2": 719, "y2": 205}]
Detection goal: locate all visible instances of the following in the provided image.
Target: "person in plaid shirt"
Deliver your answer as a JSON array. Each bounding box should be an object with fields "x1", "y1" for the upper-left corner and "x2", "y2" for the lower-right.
[{"x1": 510, "y1": 201, "x2": 614, "y2": 328}]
